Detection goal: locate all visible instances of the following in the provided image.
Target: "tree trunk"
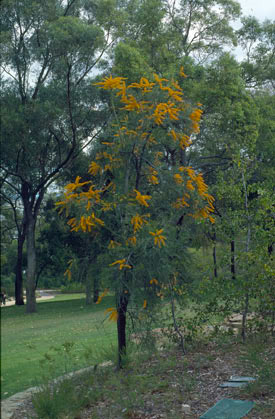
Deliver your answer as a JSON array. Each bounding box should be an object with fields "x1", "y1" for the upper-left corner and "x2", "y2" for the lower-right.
[
  {"x1": 25, "y1": 215, "x2": 37, "y2": 313},
  {"x1": 241, "y1": 171, "x2": 251, "y2": 342},
  {"x1": 231, "y1": 240, "x2": 236, "y2": 280},
  {"x1": 15, "y1": 233, "x2": 25, "y2": 305},
  {"x1": 117, "y1": 292, "x2": 129, "y2": 368},
  {"x1": 35, "y1": 262, "x2": 47, "y2": 290},
  {"x1": 241, "y1": 292, "x2": 249, "y2": 342},
  {"x1": 93, "y1": 276, "x2": 99, "y2": 303}
]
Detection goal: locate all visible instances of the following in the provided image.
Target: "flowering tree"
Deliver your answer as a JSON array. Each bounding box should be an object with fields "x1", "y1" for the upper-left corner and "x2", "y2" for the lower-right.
[{"x1": 57, "y1": 69, "x2": 214, "y2": 366}]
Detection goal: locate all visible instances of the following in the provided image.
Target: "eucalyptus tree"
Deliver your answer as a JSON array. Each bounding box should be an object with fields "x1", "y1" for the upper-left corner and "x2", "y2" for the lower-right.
[
  {"x1": 0, "y1": 182, "x2": 26, "y2": 304},
  {"x1": 237, "y1": 17, "x2": 275, "y2": 89},
  {"x1": 113, "y1": 0, "x2": 241, "y2": 79},
  {"x1": 187, "y1": 53, "x2": 259, "y2": 271},
  {"x1": 164, "y1": 0, "x2": 241, "y2": 62},
  {"x1": 185, "y1": 52, "x2": 275, "y2": 334},
  {"x1": 0, "y1": 0, "x2": 118, "y2": 312}
]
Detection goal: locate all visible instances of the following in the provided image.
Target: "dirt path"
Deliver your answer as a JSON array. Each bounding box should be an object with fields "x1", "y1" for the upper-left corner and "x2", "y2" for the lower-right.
[{"x1": 1, "y1": 290, "x2": 57, "y2": 307}]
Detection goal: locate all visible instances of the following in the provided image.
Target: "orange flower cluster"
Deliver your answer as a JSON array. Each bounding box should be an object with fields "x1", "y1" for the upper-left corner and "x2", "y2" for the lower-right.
[
  {"x1": 94, "y1": 72, "x2": 202, "y2": 132},
  {"x1": 149, "y1": 229, "x2": 166, "y2": 248},
  {"x1": 96, "y1": 288, "x2": 109, "y2": 304},
  {"x1": 131, "y1": 214, "x2": 150, "y2": 233},
  {"x1": 109, "y1": 258, "x2": 132, "y2": 270},
  {"x1": 105, "y1": 307, "x2": 118, "y2": 322}
]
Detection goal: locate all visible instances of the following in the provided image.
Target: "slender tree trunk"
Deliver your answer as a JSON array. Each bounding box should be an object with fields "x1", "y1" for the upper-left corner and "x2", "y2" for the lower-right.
[
  {"x1": 15, "y1": 233, "x2": 25, "y2": 305},
  {"x1": 241, "y1": 171, "x2": 251, "y2": 342},
  {"x1": 268, "y1": 242, "x2": 274, "y2": 335},
  {"x1": 93, "y1": 276, "x2": 99, "y2": 303},
  {"x1": 242, "y1": 225, "x2": 251, "y2": 341},
  {"x1": 35, "y1": 261, "x2": 47, "y2": 290},
  {"x1": 242, "y1": 292, "x2": 249, "y2": 342},
  {"x1": 25, "y1": 215, "x2": 37, "y2": 313},
  {"x1": 170, "y1": 284, "x2": 185, "y2": 354},
  {"x1": 271, "y1": 308, "x2": 275, "y2": 337},
  {"x1": 231, "y1": 239, "x2": 236, "y2": 280},
  {"x1": 117, "y1": 292, "x2": 129, "y2": 368}
]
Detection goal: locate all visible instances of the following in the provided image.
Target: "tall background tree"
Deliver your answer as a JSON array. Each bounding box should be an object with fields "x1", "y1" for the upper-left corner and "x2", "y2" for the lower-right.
[{"x1": 0, "y1": 0, "x2": 119, "y2": 312}]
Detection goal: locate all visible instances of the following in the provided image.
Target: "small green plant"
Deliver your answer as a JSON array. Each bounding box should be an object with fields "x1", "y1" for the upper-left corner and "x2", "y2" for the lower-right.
[
  {"x1": 32, "y1": 376, "x2": 89, "y2": 419},
  {"x1": 38, "y1": 341, "x2": 79, "y2": 382},
  {"x1": 83, "y1": 340, "x2": 117, "y2": 367},
  {"x1": 32, "y1": 341, "x2": 93, "y2": 418}
]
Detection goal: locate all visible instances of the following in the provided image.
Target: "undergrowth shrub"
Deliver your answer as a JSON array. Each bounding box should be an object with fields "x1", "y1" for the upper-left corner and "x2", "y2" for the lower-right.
[
  {"x1": 239, "y1": 338, "x2": 275, "y2": 398},
  {"x1": 60, "y1": 282, "x2": 85, "y2": 294}
]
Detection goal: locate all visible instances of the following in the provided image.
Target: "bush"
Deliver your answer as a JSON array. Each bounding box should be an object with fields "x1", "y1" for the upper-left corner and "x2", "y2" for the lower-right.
[
  {"x1": 38, "y1": 275, "x2": 65, "y2": 289},
  {"x1": 0, "y1": 274, "x2": 15, "y2": 297},
  {"x1": 60, "y1": 282, "x2": 85, "y2": 294}
]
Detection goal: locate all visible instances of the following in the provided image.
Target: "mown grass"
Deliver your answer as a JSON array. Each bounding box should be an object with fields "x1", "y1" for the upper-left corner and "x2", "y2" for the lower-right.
[{"x1": 1, "y1": 294, "x2": 117, "y2": 399}]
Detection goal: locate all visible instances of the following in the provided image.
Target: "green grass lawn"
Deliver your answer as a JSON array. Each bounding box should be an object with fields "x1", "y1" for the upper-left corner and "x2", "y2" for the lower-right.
[{"x1": 1, "y1": 294, "x2": 117, "y2": 400}]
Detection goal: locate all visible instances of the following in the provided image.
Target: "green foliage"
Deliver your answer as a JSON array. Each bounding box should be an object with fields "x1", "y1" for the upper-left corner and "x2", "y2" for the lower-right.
[
  {"x1": 114, "y1": 42, "x2": 153, "y2": 81},
  {"x1": 0, "y1": 0, "x2": 117, "y2": 311},
  {"x1": 60, "y1": 282, "x2": 86, "y2": 294},
  {"x1": 32, "y1": 379, "x2": 86, "y2": 419},
  {"x1": 0, "y1": 274, "x2": 15, "y2": 296},
  {"x1": 238, "y1": 17, "x2": 275, "y2": 88},
  {"x1": 239, "y1": 339, "x2": 275, "y2": 398}
]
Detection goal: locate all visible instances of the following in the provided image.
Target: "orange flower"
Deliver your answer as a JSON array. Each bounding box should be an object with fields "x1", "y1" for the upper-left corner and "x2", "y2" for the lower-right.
[
  {"x1": 88, "y1": 161, "x2": 101, "y2": 176},
  {"x1": 65, "y1": 176, "x2": 90, "y2": 192},
  {"x1": 134, "y1": 189, "x2": 152, "y2": 207},
  {"x1": 131, "y1": 214, "x2": 149, "y2": 233},
  {"x1": 150, "y1": 278, "x2": 158, "y2": 285},
  {"x1": 108, "y1": 240, "x2": 121, "y2": 249},
  {"x1": 96, "y1": 289, "x2": 109, "y2": 304},
  {"x1": 149, "y1": 229, "x2": 166, "y2": 248},
  {"x1": 186, "y1": 180, "x2": 195, "y2": 191},
  {"x1": 105, "y1": 307, "x2": 118, "y2": 321},
  {"x1": 174, "y1": 174, "x2": 183, "y2": 185},
  {"x1": 179, "y1": 66, "x2": 187, "y2": 78},
  {"x1": 127, "y1": 236, "x2": 137, "y2": 246},
  {"x1": 128, "y1": 77, "x2": 155, "y2": 92},
  {"x1": 109, "y1": 259, "x2": 131, "y2": 270},
  {"x1": 94, "y1": 75, "x2": 127, "y2": 90}
]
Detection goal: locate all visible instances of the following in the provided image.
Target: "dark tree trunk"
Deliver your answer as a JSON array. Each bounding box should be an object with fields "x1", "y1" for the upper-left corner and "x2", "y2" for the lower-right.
[
  {"x1": 15, "y1": 232, "x2": 25, "y2": 305},
  {"x1": 117, "y1": 292, "x2": 129, "y2": 368},
  {"x1": 35, "y1": 261, "x2": 47, "y2": 290},
  {"x1": 93, "y1": 276, "x2": 99, "y2": 303},
  {"x1": 22, "y1": 183, "x2": 45, "y2": 313},
  {"x1": 25, "y1": 214, "x2": 37, "y2": 313},
  {"x1": 231, "y1": 240, "x2": 236, "y2": 280}
]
